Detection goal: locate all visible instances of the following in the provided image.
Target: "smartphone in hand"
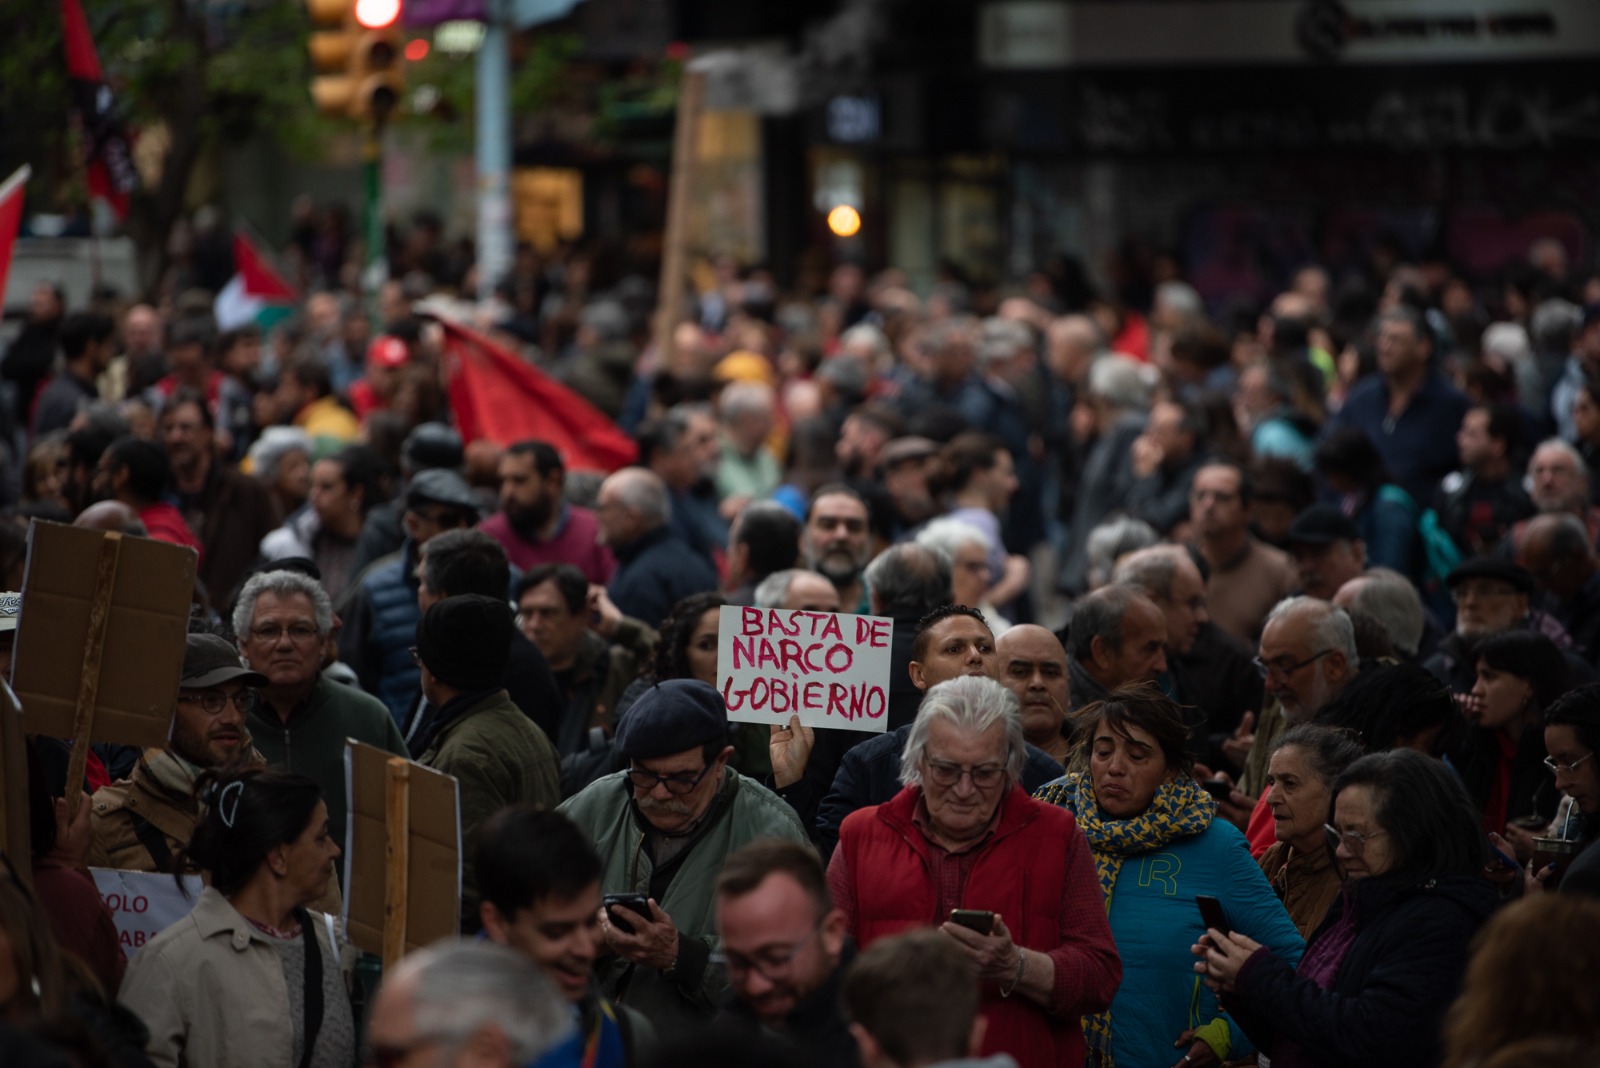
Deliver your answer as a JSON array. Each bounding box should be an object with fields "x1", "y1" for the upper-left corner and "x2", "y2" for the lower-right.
[
  {"x1": 949, "y1": 909, "x2": 997, "y2": 935},
  {"x1": 603, "y1": 893, "x2": 652, "y2": 934},
  {"x1": 1196, "y1": 894, "x2": 1231, "y2": 937}
]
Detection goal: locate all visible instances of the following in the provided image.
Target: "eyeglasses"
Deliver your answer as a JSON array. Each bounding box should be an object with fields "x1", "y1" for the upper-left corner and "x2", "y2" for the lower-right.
[
  {"x1": 249, "y1": 622, "x2": 321, "y2": 644},
  {"x1": 723, "y1": 921, "x2": 823, "y2": 981},
  {"x1": 178, "y1": 689, "x2": 258, "y2": 716},
  {"x1": 363, "y1": 1036, "x2": 440, "y2": 1068},
  {"x1": 1324, "y1": 824, "x2": 1387, "y2": 854},
  {"x1": 1544, "y1": 752, "x2": 1595, "y2": 776},
  {"x1": 1253, "y1": 649, "x2": 1333, "y2": 681},
  {"x1": 924, "y1": 758, "x2": 1005, "y2": 790},
  {"x1": 408, "y1": 646, "x2": 420, "y2": 666},
  {"x1": 626, "y1": 763, "x2": 714, "y2": 796}
]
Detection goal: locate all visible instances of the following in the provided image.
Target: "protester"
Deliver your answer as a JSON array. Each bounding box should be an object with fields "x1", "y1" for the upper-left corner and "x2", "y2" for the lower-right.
[
  {"x1": 1035, "y1": 684, "x2": 1302, "y2": 1068},
  {"x1": 121, "y1": 768, "x2": 354, "y2": 1068},
  {"x1": 830, "y1": 676, "x2": 1122, "y2": 1068},
  {"x1": 597, "y1": 467, "x2": 719, "y2": 629},
  {"x1": 1063, "y1": 585, "x2": 1169, "y2": 711},
  {"x1": 1198, "y1": 749, "x2": 1498, "y2": 1068},
  {"x1": 1256, "y1": 725, "x2": 1365, "y2": 938},
  {"x1": 366, "y1": 940, "x2": 574, "y2": 1068},
  {"x1": 89, "y1": 633, "x2": 265, "y2": 872},
  {"x1": 994, "y1": 625, "x2": 1071, "y2": 766},
  {"x1": 481, "y1": 439, "x2": 616, "y2": 585},
  {"x1": 259, "y1": 443, "x2": 387, "y2": 602},
  {"x1": 1440, "y1": 894, "x2": 1600, "y2": 1067},
  {"x1": 714, "y1": 839, "x2": 858, "y2": 1067},
  {"x1": 841, "y1": 930, "x2": 1003, "y2": 1068},
  {"x1": 557, "y1": 679, "x2": 808, "y2": 1037},
  {"x1": 1544, "y1": 684, "x2": 1600, "y2": 894},
  {"x1": 413, "y1": 594, "x2": 561, "y2": 930},
  {"x1": 476, "y1": 805, "x2": 654, "y2": 1065},
  {"x1": 235, "y1": 568, "x2": 407, "y2": 860}
]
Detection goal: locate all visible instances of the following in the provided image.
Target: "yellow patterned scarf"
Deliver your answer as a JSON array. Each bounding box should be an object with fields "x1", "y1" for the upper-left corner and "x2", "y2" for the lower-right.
[{"x1": 1034, "y1": 774, "x2": 1215, "y2": 1068}]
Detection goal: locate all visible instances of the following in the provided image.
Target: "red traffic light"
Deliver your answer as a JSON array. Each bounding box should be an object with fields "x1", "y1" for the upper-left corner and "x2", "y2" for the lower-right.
[
  {"x1": 354, "y1": 0, "x2": 400, "y2": 30},
  {"x1": 404, "y1": 38, "x2": 429, "y2": 61}
]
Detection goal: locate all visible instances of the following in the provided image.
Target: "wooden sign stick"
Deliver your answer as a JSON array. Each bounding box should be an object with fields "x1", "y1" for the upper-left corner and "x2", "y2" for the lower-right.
[
  {"x1": 64, "y1": 532, "x2": 122, "y2": 818},
  {"x1": 650, "y1": 68, "x2": 706, "y2": 369},
  {"x1": 382, "y1": 756, "x2": 411, "y2": 970}
]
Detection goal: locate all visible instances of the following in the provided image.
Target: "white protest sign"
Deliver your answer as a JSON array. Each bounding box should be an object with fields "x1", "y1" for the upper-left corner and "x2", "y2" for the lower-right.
[
  {"x1": 717, "y1": 605, "x2": 894, "y2": 733},
  {"x1": 91, "y1": 867, "x2": 204, "y2": 958}
]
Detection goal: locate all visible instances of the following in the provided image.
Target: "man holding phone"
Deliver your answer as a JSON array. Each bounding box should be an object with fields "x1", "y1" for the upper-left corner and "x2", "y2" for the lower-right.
[{"x1": 559, "y1": 679, "x2": 809, "y2": 1039}]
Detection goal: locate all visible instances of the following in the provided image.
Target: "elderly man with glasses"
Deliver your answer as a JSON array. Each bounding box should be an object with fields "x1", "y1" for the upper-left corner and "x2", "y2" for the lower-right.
[
  {"x1": 827, "y1": 676, "x2": 1121, "y2": 1068},
  {"x1": 237, "y1": 567, "x2": 407, "y2": 868},
  {"x1": 558, "y1": 678, "x2": 807, "y2": 1039}
]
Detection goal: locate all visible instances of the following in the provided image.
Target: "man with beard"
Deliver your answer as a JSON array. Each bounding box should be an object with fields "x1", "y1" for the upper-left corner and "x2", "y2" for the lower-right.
[
  {"x1": 714, "y1": 840, "x2": 859, "y2": 1068},
  {"x1": 803, "y1": 485, "x2": 875, "y2": 615},
  {"x1": 558, "y1": 679, "x2": 808, "y2": 1037},
  {"x1": 480, "y1": 439, "x2": 615, "y2": 586},
  {"x1": 88, "y1": 634, "x2": 266, "y2": 871},
  {"x1": 1237, "y1": 597, "x2": 1359, "y2": 801},
  {"x1": 162, "y1": 388, "x2": 280, "y2": 614}
]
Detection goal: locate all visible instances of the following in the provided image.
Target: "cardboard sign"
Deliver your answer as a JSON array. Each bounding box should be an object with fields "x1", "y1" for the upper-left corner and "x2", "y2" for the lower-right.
[
  {"x1": 0, "y1": 680, "x2": 28, "y2": 884},
  {"x1": 716, "y1": 605, "x2": 894, "y2": 733},
  {"x1": 90, "y1": 868, "x2": 205, "y2": 958},
  {"x1": 343, "y1": 740, "x2": 460, "y2": 961},
  {"x1": 12, "y1": 522, "x2": 195, "y2": 748}
]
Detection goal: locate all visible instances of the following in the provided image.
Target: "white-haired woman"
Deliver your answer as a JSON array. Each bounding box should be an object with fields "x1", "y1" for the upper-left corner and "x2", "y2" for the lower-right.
[{"x1": 916, "y1": 516, "x2": 1013, "y2": 635}]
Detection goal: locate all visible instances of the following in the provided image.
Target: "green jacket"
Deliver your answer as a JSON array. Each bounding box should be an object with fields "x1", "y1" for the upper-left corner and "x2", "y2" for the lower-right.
[
  {"x1": 247, "y1": 673, "x2": 408, "y2": 877},
  {"x1": 558, "y1": 767, "x2": 807, "y2": 1038},
  {"x1": 419, "y1": 688, "x2": 561, "y2": 930}
]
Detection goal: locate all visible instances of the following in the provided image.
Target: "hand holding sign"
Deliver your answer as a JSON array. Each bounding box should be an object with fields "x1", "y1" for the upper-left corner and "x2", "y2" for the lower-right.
[{"x1": 717, "y1": 606, "x2": 894, "y2": 734}]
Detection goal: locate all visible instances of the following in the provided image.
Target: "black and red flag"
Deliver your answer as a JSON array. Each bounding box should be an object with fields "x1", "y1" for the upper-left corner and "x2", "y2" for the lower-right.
[{"x1": 62, "y1": 0, "x2": 137, "y2": 219}]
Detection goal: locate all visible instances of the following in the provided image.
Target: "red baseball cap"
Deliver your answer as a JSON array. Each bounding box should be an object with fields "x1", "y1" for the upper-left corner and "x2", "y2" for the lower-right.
[{"x1": 367, "y1": 335, "x2": 409, "y2": 369}]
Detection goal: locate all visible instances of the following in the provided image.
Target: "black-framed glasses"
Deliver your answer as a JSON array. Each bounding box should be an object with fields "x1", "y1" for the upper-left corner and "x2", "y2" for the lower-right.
[
  {"x1": 178, "y1": 689, "x2": 258, "y2": 716},
  {"x1": 626, "y1": 763, "x2": 714, "y2": 796},
  {"x1": 1545, "y1": 752, "x2": 1595, "y2": 776},
  {"x1": 1325, "y1": 823, "x2": 1387, "y2": 854},
  {"x1": 1253, "y1": 649, "x2": 1333, "y2": 681},
  {"x1": 924, "y1": 758, "x2": 1005, "y2": 789},
  {"x1": 723, "y1": 920, "x2": 824, "y2": 981}
]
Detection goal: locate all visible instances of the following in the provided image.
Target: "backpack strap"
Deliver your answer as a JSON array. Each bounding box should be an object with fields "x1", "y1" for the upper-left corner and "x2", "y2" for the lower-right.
[{"x1": 128, "y1": 813, "x2": 174, "y2": 873}]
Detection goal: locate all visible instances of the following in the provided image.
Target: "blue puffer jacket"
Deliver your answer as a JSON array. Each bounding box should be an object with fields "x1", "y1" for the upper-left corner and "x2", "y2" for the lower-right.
[
  {"x1": 1038, "y1": 778, "x2": 1304, "y2": 1067},
  {"x1": 339, "y1": 544, "x2": 420, "y2": 724}
]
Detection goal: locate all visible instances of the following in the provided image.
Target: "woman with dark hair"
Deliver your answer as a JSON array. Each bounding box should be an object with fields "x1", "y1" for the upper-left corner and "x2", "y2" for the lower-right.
[
  {"x1": 1313, "y1": 427, "x2": 1421, "y2": 582},
  {"x1": 1542, "y1": 684, "x2": 1600, "y2": 894},
  {"x1": 1198, "y1": 749, "x2": 1499, "y2": 1068},
  {"x1": 120, "y1": 768, "x2": 353, "y2": 1068},
  {"x1": 1036, "y1": 684, "x2": 1302, "y2": 1068},
  {"x1": 1461, "y1": 630, "x2": 1569, "y2": 857},
  {"x1": 1257, "y1": 725, "x2": 1365, "y2": 939},
  {"x1": 932, "y1": 432, "x2": 1031, "y2": 609}
]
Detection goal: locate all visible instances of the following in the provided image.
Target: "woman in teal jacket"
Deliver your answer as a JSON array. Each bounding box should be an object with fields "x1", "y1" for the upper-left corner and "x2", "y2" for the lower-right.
[{"x1": 1037, "y1": 684, "x2": 1302, "y2": 1068}]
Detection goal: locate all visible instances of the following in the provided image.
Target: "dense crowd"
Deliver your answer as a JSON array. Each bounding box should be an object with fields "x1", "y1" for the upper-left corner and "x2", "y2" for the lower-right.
[{"x1": 4, "y1": 221, "x2": 1600, "y2": 1067}]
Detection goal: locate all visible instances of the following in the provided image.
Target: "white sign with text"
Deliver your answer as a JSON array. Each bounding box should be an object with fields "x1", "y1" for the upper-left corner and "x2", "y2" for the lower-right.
[
  {"x1": 717, "y1": 606, "x2": 894, "y2": 733},
  {"x1": 91, "y1": 867, "x2": 204, "y2": 958}
]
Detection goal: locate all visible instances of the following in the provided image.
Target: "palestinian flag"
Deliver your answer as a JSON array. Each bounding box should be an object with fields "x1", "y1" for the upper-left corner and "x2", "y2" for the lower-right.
[
  {"x1": 63, "y1": 0, "x2": 136, "y2": 219},
  {"x1": 214, "y1": 232, "x2": 298, "y2": 331}
]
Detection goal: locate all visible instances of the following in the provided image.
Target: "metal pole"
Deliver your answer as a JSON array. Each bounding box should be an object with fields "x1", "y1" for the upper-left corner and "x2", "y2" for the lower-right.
[
  {"x1": 475, "y1": 0, "x2": 512, "y2": 303},
  {"x1": 363, "y1": 117, "x2": 384, "y2": 293}
]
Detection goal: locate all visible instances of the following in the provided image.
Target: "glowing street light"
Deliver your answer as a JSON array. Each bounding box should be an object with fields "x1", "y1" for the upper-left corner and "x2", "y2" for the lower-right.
[{"x1": 827, "y1": 204, "x2": 861, "y2": 238}]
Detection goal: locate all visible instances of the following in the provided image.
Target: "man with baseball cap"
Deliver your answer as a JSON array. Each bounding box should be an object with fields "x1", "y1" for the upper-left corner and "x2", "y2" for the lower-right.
[
  {"x1": 558, "y1": 678, "x2": 808, "y2": 1039},
  {"x1": 88, "y1": 633, "x2": 267, "y2": 872},
  {"x1": 340, "y1": 467, "x2": 484, "y2": 725},
  {"x1": 349, "y1": 334, "x2": 409, "y2": 421}
]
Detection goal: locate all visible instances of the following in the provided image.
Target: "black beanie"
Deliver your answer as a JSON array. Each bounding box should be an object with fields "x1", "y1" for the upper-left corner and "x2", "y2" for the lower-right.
[{"x1": 416, "y1": 594, "x2": 513, "y2": 690}]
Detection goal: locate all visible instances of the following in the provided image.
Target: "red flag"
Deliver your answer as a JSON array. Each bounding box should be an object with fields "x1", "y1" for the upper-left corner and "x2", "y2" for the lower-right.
[
  {"x1": 233, "y1": 232, "x2": 298, "y2": 302},
  {"x1": 62, "y1": 0, "x2": 136, "y2": 220},
  {"x1": 438, "y1": 317, "x2": 638, "y2": 473},
  {"x1": 0, "y1": 167, "x2": 29, "y2": 307}
]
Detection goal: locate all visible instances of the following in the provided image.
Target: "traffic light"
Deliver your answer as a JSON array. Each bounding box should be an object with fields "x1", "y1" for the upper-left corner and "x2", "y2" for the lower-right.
[{"x1": 306, "y1": 0, "x2": 404, "y2": 122}]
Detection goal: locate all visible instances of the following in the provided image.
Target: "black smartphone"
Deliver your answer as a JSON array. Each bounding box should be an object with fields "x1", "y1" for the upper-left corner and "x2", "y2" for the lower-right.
[
  {"x1": 1201, "y1": 779, "x2": 1233, "y2": 801},
  {"x1": 603, "y1": 893, "x2": 652, "y2": 934},
  {"x1": 1196, "y1": 894, "x2": 1230, "y2": 937},
  {"x1": 949, "y1": 909, "x2": 996, "y2": 935}
]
